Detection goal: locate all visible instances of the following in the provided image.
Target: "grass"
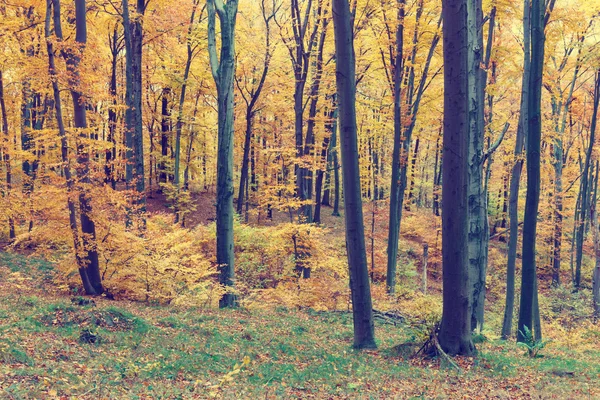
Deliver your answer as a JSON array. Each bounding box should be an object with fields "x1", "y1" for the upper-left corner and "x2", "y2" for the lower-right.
[{"x1": 1, "y1": 256, "x2": 599, "y2": 399}]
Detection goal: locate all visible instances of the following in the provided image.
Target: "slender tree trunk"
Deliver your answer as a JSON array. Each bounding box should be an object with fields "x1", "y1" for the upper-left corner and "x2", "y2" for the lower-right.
[
  {"x1": 65, "y1": 0, "x2": 104, "y2": 295},
  {"x1": 160, "y1": 88, "x2": 171, "y2": 187},
  {"x1": 45, "y1": 0, "x2": 97, "y2": 295},
  {"x1": 386, "y1": 0, "x2": 405, "y2": 295},
  {"x1": 592, "y1": 161, "x2": 600, "y2": 320},
  {"x1": 0, "y1": 71, "x2": 15, "y2": 240},
  {"x1": 518, "y1": 0, "x2": 545, "y2": 343},
  {"x1": 575, "y1": 73, "x2": 600, "y2": 291},
  {"x1": 314, "y1": 101, "x2": 335, "y2": 223},
  {"x1": 106, "y1": 27, "x2": 119, "y2": 190},
  {"x1": 332, "y1": 0, "x2": 376, "y2": 349},
  {"x1": 438, "y1": 0, "x2": 475, "y2": 356},
  {"x1": 502, "y1": 0, "x2": 530, "y2": 340},
  {"x1": 174, "y1": 1, "x2": 200, "y2": 190},
  {"x1": 237, "y1": 1, "x2": 275, "y2": 215},
  {"x1": 332, "y1": 110, "x2": 341, "y2": 217},
  {"x1": 122, "y1": 0, "x2": 146, "y2": 225}
]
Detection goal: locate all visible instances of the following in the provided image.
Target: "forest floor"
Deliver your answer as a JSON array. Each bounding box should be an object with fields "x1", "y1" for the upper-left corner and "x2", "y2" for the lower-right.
[{"x1": 1, "y1": 252, "x2": 599, "y2": 399}]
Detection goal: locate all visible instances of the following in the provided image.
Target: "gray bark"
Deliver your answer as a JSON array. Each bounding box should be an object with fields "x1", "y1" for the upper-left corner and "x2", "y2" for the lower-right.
[
  {"x1": 439, "y1": 0, "x2": 475, "y2": 356},
  {"x1": 517, "y1": 0, "x2": 545, "y2": 343},
  {"x1": 208, "y1": 0, "x2": 239, "y2": 308},
  {"x1": 332, "y1": 0, "x2": 376, "y2": 349}
]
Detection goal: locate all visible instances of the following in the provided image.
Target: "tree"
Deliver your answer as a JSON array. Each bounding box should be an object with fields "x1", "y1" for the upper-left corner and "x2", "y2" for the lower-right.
[
  {"x1": 438, "y1": 0, "x2": 475, "y2": 356},
  {"x1": 122, "y1": 0, "x2": 147, "y2": 223},
  {"x1": 0, "y1": 71, "x2": 15, "y2": 240},
  {"x1": 384, "y1": 0, "x2": 440, "y2": 294},
  {"x1": 236, "y1": 0, "x2": 279, "y2": 217},
  {"x1": 502, "y1": 0, "x2": 530, "y2": 340},
  {"x1": 208, "y1": 0, "x2": 239, "y2": 308},
  {"x1": 45, "y1": 0, "x2": 103, "y2": 295},
  {"x1": 332, "y1": 0, "x2": 376, "y2": 349},
  {"x1": 385, "y1": 0, "x2": 405, "y2": 295},
  {"x1": 575, "y1": 72, "x2": 600, "y2": 291},
  {"x1": 517, "y1": 0, "x2": 546, "y2": 343},
  {"x1": 280, "y1": 0, "x2": 325, "y2": 222}
]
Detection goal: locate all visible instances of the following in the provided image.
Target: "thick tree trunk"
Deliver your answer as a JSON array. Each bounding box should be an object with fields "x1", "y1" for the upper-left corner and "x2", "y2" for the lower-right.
[
  {"x1": 208, "y1": 0, "x2": 239, "y2": 308},
  {"x1": 332, "y1": 0, "x2": 376, "y2": 349},
  {"x1": 439, "y1": 0, "x2": 475, "y2": 356},
  {"x1": 467, "y1": 0, "x2": 487, "y2": 332},
  {"x1": 518, "y1": 0, "x2": 545, "y2": 343}
]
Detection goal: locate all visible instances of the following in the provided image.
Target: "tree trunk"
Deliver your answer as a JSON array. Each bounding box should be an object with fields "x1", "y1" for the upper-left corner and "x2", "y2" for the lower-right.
[
  {"x1": 467, "y1": 0, "x2": 487, "y2": 332},
  {"x1": 160, "y1": 88, "x2": 171, "y2": 187},
  {"x1": 122, "y1": 0, "x2": 146, "y2": 223},
  {"x1": 439, "y1": 0, "x2": 475, "y2": 356},
  {"x1": 106, "y1": 26, "x2": 119, "y2": 190},
  {"x1": 45, "y1": 0, "x2": 97, "y2": 295},
  {"x1": 208, "y1": 0, "x2": 239, "y2": 308},
  {"x1": 332, "y1": 0, "x2": 376, "y2": 349},
  {"x1": 386, "y1": 0, "x2": 405, "y2": 295},
  {"x1": 0, "y1": 71, "x2": 15, "y2": 240},
  {"x1": 575, "y1": 73, "x2": 600, "y2": 291},
  {"x1": 592, "y1": 162, "x2": 600, "y2": 320},
  {"x1": 66, "y1": 0, "x2": 103, "y2": 295},
  {"x1": 314, "y1": 101, "x2": 335, "y2": 223},
  {"x1": 518, "y1": 0, "x2": 545, "y2": 343},
  {"x1": 174, "y1": 1, "x2": 200, "y2": 189},
  {"x1": 501, "y1": 0, "x2": 530, "y2": 340}
]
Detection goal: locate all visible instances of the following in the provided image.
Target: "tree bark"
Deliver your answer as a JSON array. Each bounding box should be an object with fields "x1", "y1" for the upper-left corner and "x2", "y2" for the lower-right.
[
  {"x1": 501, "y1": 0, "x2": 530, "y2": 340},
  {"x1": 208, "y1": 0, "x2": 239, "y2": 308},
  {"x1": 385, "y1": 0, "x2": 405, "y2": 295},
  {"x1": 332, "y1": 0, "x2": 376, "y2": 349},
  {"x1": 575, "y1": 72, "x2": 600, "y2": 291},
  {"x1": 0, "y1": 71, "x2": 15, "y2": 240},
  {"x1": 517, "y1": 0, "x2": 545, "y2": 343},
  {"x1": 46, "y1": 0, "x2": 99, "y2": 295},
  {"x1": 122, "y1": 0, "x2": 146, "y2": 224},
  {"x1": 439, "y1": 0, "x2": 475, "y2": 356}
]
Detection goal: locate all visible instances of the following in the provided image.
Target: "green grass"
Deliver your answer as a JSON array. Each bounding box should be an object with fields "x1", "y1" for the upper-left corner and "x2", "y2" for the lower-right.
[
  {"x1": 0, "y1": 293, "x2": 598, "y2": 399},
  {"x1": 1, "y1": 254, "x2": 599, "y2": 399}
]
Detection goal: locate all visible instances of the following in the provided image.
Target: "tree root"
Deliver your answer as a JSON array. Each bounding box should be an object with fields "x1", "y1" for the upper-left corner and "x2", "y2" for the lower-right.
[{"x1": 413, "y1": 323, "x2": 461, "y2": 372}]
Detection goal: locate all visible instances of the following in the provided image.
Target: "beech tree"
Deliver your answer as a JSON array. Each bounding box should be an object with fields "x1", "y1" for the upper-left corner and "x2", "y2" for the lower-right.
[
  {"x1": 208, "y1": 0, "x2": 239, "y2": 308},
  {"x1": 45, "y1": 0, "x2": 103, "y2": 295},
  {"x1": 438, "y1": 0, "x2": 475, "y2": 356},
  {"x1": 517, "y1": 0, "x2": 546, "y2": 343},
  {"x1": 332, "y1": 0, "x2": 376, "y2": 349}
]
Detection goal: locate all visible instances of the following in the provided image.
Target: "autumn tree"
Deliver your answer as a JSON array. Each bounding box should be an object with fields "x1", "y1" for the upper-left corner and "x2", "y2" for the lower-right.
[
  {"x1": 438, "y1": 0, "x2": 475, "y2": 356},
  {"x1": 208, "y1": 0, "x2": 239, "y2": 308},
  {"x1": 332, "y1": 0, "x2": 376, "y2": 349},
  {"x1": 517, "y1": 0, "x2": 546, "y2": 343}
]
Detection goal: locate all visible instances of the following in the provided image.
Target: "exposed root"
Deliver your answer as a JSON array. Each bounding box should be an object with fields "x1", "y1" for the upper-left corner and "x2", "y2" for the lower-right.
[{"x1": 413, "y1": 323, "x2": 461, "y2": 372}]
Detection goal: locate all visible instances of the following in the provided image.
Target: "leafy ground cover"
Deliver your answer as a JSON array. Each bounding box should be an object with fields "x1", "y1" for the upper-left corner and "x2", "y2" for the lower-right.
[{"x1": 1, "y1": 253, "x2": 599, "y2": 399}]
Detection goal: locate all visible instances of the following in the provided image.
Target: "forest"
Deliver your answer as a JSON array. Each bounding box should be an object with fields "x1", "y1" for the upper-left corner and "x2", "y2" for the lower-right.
[{"x1": 0, "y1": 0, "x2": 600, "y2": 398}]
